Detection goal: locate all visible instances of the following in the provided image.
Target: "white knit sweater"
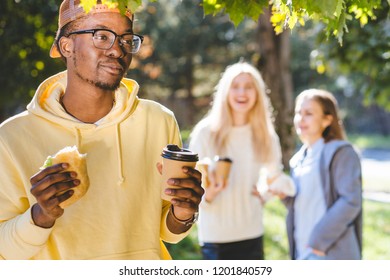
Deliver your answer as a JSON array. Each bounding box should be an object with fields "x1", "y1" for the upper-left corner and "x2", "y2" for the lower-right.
[{"x1": 189, "y1": 123, "x2": 285, "y2": 244}]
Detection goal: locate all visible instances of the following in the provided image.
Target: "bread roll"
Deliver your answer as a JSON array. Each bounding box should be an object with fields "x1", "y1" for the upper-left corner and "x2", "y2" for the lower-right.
[{"x1": 42, "y1": 146, "x2": 90, "y2": 208}]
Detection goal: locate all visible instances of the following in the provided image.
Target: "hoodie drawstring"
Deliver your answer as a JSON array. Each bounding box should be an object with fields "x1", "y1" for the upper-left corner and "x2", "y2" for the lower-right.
[
  {"x1": 74, "y1": 128, "x2": 82, "y2": 150},
  {"x1": 116, "y1": 124, "x2": 125, "y2": 185}
]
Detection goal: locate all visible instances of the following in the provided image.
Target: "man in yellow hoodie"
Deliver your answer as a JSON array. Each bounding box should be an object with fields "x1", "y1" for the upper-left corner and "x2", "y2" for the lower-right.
[{"x1": 0, "y1": 0, "x2": 203, "y2": 260}]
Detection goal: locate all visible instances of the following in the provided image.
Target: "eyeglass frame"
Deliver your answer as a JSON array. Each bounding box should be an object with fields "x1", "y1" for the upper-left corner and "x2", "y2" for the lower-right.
[{"x1": 66, "y1": 28, "x2": 144, "y2": 54}]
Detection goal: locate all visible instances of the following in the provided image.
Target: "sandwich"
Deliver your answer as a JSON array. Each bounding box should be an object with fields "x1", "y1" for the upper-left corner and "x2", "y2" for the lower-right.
[{"x1": 42, "y1": 146, "x2": 90, "y2": 208}]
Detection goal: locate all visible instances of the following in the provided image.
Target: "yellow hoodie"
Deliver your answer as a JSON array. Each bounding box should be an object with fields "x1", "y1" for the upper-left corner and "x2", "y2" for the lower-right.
[{"x1": 0, "y1": 71, "x2": 189, "y2": 259}]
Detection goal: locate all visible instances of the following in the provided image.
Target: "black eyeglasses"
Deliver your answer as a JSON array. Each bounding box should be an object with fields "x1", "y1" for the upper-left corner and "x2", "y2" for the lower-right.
[{"x1": 67, "y1": 28, "x2": 144, "y2": 54}]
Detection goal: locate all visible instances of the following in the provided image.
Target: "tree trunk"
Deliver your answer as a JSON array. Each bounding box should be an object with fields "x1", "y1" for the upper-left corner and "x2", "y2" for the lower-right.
[{"x1": 256, "y1": 7, "x2": 295, "y2": 169}]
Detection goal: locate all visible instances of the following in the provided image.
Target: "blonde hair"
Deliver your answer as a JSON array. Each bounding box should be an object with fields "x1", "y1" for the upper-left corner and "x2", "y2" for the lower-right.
[
  {"x1": 192, "y1": 61, "x2": 277, "y2": 163},
  {"x1": 295, "y1": 89, "x2": 346, "y2": 142}
]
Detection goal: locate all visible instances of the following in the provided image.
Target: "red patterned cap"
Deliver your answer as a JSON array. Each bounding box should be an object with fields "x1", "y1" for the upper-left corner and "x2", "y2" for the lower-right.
[{"x1": 50, "y1": 0, "x2": 133, "y2": 58}]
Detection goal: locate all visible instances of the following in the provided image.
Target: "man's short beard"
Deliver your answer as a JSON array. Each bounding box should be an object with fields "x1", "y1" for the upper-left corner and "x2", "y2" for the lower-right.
[
  {"x1": 73, "y1": 55, "x2": 123, "y2": 91},
  {"x1": 75, "y1": 71, "x2": 122, "y2": 91},
  {"x1": 95, "y1": 80, "x2": 121, "y2": 91}
]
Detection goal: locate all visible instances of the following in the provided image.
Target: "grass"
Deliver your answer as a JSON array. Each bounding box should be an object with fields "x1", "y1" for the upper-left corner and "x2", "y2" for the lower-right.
[
  {"x1": 348, "y1": 134, "x2": 390, "y2": 149},
  {"x1": 166, "y1": 198, "x2": 390, "y2": 260},
  {"x1": 263, "y1": 199, "x2": 290, "y2": 260},
  {"x1": 361, "y1": 200, "x2": 390, "y2": 259}
]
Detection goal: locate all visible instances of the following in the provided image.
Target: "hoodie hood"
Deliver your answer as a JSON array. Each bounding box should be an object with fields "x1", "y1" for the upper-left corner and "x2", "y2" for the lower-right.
[
  {"x1": 26, "y1": 70, "x2": 140, "y2": 185},
  {"x1": 27, "y1": 70, "x2": 139, "y2": 129}
]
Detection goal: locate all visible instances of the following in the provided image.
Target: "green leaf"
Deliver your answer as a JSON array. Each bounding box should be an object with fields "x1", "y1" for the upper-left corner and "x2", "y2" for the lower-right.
[
  {"x1": 79, "y1": 0, "x2": 143, "y2": 14},
  {"x1": 202, "y1": 0, "x2": 267, "y2": 26},
  {"x1": 125, "y1": 0, "x2": 143, "y2": 13},
  {"x1": 202, "y1": 0, "x2": 225, "y2": 15},
  {"x1": 224, "y1": 0, "x2": 267, "y2": 26},
  {"x1": 79, "y1": 0, "x2": 96, "y2": 13},
  {"x1": 318, "y1": 0, "x2": 341, "y2": 18},
  {"x1": 334, "y1": 0, "x2": 344, "y2": 18},
  {"x1": 288, "y1": 12, "x2": 298, "y2": 30}
]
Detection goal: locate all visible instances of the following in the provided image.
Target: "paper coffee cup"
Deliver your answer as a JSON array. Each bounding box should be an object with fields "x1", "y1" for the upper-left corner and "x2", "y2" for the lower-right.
[
  {"x1": 214, "y1": 156, "x2": 233, "y2": 186},
  {"x1": 196, "y1": 157, "x2": 212, "y2": 188},
  {"x1": 161, "y1": 144, "x2": 199, "y2": 201}
]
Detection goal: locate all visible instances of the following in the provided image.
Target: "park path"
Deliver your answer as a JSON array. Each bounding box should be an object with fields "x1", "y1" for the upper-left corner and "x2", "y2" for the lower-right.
[{"x1": 361, "y1": 148, "x2": 390, "y2": 203}]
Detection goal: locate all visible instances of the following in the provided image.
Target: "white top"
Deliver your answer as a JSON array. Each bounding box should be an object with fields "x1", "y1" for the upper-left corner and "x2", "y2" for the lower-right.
[
  {"x1": 189, "y1": 123, "x2": 284, "y2": 244},
  {"x1": 293, "y1": 138, "x2": 327, "y2": 259}
]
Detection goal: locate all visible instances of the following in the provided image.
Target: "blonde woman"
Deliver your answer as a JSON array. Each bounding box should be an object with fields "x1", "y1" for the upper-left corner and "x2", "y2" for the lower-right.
[
  {"x1": 284, "y1": 89, "x2": 362, "y2": 260},
  {"x1": 189, "y1": 62, "x2": 294, "y2": 260}
]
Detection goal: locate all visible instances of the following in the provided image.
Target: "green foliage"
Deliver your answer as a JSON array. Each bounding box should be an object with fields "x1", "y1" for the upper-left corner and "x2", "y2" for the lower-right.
[
  {"x1": 271, "y1": 0, "x2": 383, "y2": 44},
  {"x1": 202, "y1": 0, "x2": 267, "y2": 26},
  {"x1": 349, "y1": 134, "x2": 390, "y2": 149},
  {"x1": 312, "y1": 0, "x2": 390, "y2": 110},
  {"x1": 76, "y1": 1, "x2": 389, "y2": 115},
  {"x1": 290, "y1": 21, "x2": 390, "y2": 133},
  {"x1": 0, "y1": 0, "x2": 64, "y2": 119},
  {"x1": 78, "y1": 0, "x2": 385, "y2": 44},
  {"x1": 2, "y1": 0, "x2": 388, "y2": 124},
  {"x1": 79, "y1": 0, "x2": 142, "y2": 13}
]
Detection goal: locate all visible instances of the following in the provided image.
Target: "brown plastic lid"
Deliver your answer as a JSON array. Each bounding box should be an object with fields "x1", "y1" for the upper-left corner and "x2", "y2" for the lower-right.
[{"x1": 161, "y1": 144, "x2": 199, "y2": 162}]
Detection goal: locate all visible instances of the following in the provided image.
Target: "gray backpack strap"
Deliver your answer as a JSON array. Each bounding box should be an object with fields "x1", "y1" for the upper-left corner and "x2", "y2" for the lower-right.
[{"x1": 319, "y1": 141, "x2": 350, "y2": 208}]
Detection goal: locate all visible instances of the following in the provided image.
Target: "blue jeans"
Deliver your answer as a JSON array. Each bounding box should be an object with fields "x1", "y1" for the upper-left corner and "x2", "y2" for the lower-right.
[{"x1": 201, "y1": 236, "x2": 264, "y2": 260}]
